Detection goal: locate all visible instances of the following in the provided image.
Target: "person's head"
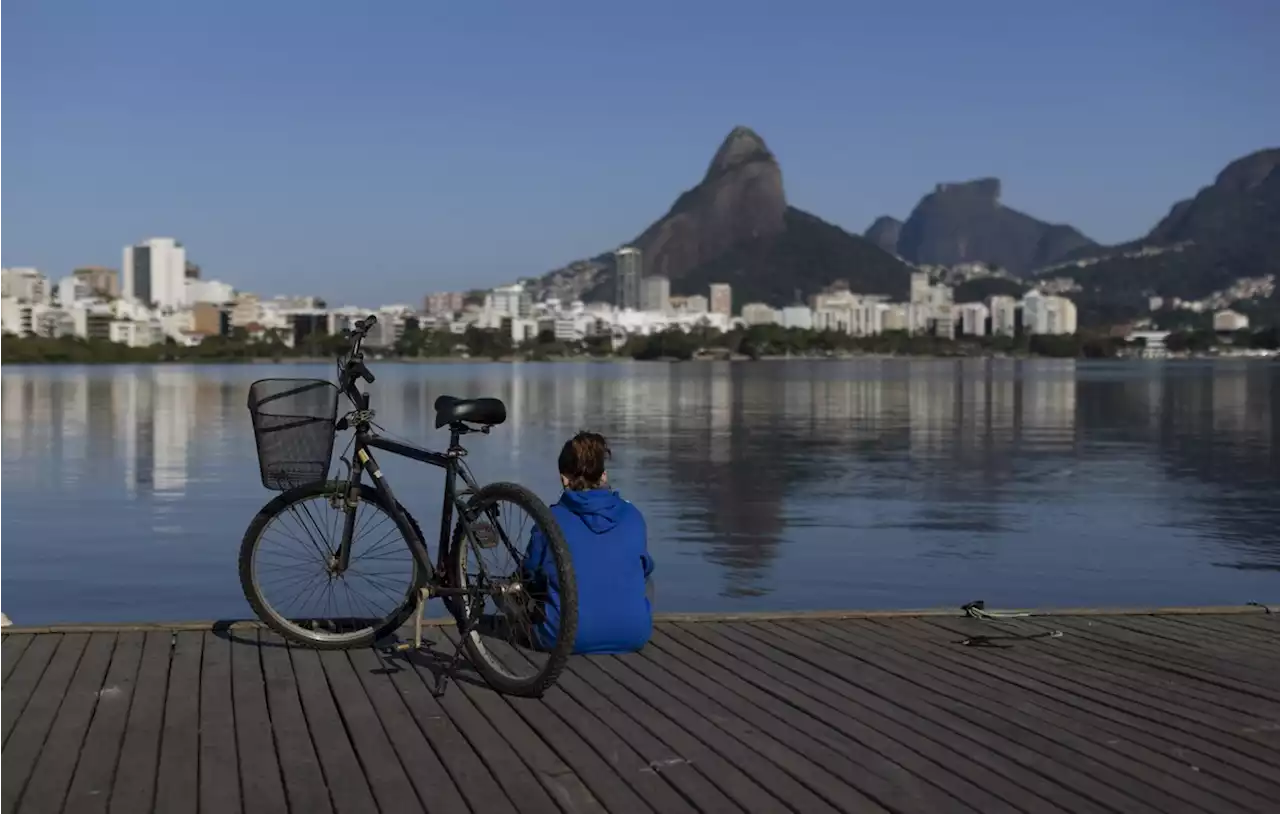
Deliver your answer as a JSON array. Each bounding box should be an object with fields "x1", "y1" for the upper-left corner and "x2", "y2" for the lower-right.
[{"x1": 558, "y1": 431, "x2": 611, "y2": 491}]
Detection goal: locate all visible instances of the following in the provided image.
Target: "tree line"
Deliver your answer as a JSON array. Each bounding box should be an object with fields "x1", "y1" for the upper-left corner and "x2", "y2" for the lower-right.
[{"x1": 5, "y1": 321, "x2": 1276, "y2": 365}]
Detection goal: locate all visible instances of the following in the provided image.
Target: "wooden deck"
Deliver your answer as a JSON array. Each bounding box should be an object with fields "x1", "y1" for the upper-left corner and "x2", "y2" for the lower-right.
[{"x1": 3, "y1": 610, "x2": 1279, "y2": 814}]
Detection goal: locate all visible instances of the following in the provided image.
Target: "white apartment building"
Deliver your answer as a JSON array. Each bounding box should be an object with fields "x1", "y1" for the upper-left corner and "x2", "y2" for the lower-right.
[
  {"x1": 1213, "y1": 309, "x2": 1249, "y2": 332},
  {"x1": 741, "y1": 302, "x2": 779, "y2": 325},
  {"x1": 813, "y1": 291, "x2": 887, "y2": 337},
  {"x1": 487, "y1": 283, "x2": 532, "y2": 319},
  {"x1": 642, "y1": 275, "x2": 671, "y2": 313},
  {"x1": 1022, "y1": 292, "x2": 1078, "y2": 335},
  {"x1": 989, "y1": 296, "x2": 1018, "y2": 337},
  {"x1": 2, "y1": 268, "x2": 50, "y2": 304},
  {"x1": 709, "y1": 283, "x2": 732, "y2": 316},
  {"x1": 957, "y1": 302, "x2": 990, "y2": 336},
  {"x1": 186, "y1": 279, "x2": 235, "y2": 305},
  {"x1": 780, "y1": 305, "x2": 814, "y2": 330},
  {"x1": 123, "y1": 238, "x2": 187, "y2": 310}
]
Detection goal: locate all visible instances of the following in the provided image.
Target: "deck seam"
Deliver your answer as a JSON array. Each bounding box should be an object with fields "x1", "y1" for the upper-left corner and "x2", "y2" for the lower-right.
[{"x1": 3, "y1": 604, "x2": 1276, "y2": 635}]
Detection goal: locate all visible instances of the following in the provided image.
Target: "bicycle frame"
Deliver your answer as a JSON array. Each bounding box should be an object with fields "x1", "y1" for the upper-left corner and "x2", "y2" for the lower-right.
[{"x1": 335, "y1": 424, "x2": 481, "y2": 597}]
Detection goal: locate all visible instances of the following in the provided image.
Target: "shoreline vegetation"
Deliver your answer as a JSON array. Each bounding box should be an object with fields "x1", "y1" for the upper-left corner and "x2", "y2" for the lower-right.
[{"x1": 3, "y1": 323, "x2": 1277, "y2": 365}]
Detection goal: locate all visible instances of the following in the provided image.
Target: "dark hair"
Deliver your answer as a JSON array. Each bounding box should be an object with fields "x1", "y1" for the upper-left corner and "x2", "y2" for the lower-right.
[{"x1": 558, "y1": 431, "x2": 611, "y2": 491}]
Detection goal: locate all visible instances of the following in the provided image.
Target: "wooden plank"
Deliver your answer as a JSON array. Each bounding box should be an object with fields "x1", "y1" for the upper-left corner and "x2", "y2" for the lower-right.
[
  {"x1": 1093, "y1": 615, "x2": 1280, "y2": 674},
  {"x1": 797, "y1": 619, "x2": 1265, "y2": 814},
  {"x1": 999, "y1": 619, "x2": 1280, "y2": 723},
  {"x1": 434, "y1": 630, "x2": 605, "y2": 814},
  {"x1": 395, "y1": 641, "x2": 562, "y2": 814},
  {"x1": 936, "y1": 616, "x2": 1280, "y2": 749},
  {"x1": 372, "y1": 645, "x2": 516, "y2": 814},
  {"x1": 287, "y1": 645, "x2": 380, "y2": 814},
  {"x1": 523, "y1": 646, "x2": 742, "y2": 814},
  {"x1": 316, "y1": 648, "x2": 426, "y2": 814},
  {"x1": 652, "y1": 625, "x2": 1010, "y2": 814},
  {"x1": 63, "y1": 632, "x2": 145, "y2": 814},
  {"x1": 345, "y1": 647, "x2": 471, "y2": 814},
  {"x1": 258, "y1": 634, "x2": 334, "y2": 814},
  {"x1": 1, "y1": 633, "x2": 89, "y2": 814},
  {"x1": 678, "y1": 621, "x2": 1105, "y2": 814},
  {"x1": 230, "y1": 632, "x2": 288, "y2": 814},
  {"x1": 154, "y1": 631, "x2": 204, "y2": 814},
  {"x1": 838, "y1": 618, "x2": 1280, "y2": 814},
  {"x1": 736, "y1": 620, "x2": 1166, "y2": 814},
  {"x1": 1048, "y1": 617, "x2": 1280, "y2": 694},
  {"x1": 588, "y1": 651, "x2": 850, "y2": 814},
  {"x1": 487, "y1": 637, "x2": 695, "y2": 814},
  {"x1": 616, "y1": 645, "x2": 896, "y2": 814},
  {"x1": 565, "y1": 655, "x2": 795, "y2": 814},
  {"x1": 2, "y1": 634, "x2": 62, "y2": 744},
  {"x1": 1161, "y1": 615, "x2": 1280, "y2": 648},
  {"x1": 108, "y1": 632, "x2": 174, "y2": 814},
  {"x1": 888, "y1": 618, "x2": 1280, "y2": 791},
  {"x1": 19, "y1": 633, "x2": 117, "y2": 814},
  {"x1": 199, "y1": 633, "x2": 243, "y2": 814},
  {"x1": 2, "y1": 634, "x2": 34, "y2": 684}
]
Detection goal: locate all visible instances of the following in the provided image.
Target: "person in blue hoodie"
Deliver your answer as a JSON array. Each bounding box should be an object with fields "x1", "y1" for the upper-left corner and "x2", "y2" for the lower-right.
[{"x1": 520, "y1": 431, "x2": 654, "y2": 654}]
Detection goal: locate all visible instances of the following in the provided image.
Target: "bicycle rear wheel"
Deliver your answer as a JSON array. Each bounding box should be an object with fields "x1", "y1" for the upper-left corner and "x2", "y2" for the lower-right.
[
  {"x1": 239, "y1": 480, "x2": 426, "y2": 648},
  {"x1": 449, "y1": 481, "x2": 577, "y2": 697}
]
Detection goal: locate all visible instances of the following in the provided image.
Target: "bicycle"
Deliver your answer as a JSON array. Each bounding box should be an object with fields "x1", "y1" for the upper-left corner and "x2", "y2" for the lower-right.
[{"x1": 238, "y1": 314, "x2": 578, "y2": 697}]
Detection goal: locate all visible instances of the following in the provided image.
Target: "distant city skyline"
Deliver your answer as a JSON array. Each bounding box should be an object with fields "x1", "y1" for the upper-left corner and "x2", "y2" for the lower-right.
[{"x1": 4, "y1": 1, "x2": 1277, "y2": 304}]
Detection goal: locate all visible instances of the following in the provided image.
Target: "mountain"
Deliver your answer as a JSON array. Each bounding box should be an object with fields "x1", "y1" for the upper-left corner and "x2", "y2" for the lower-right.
[
  {"x1": 879, "y1": 178, "x2": 1096, "y2": 275},
  {"x1": 533, "y1": 127, "x2": 912, "y2": 305},
  {"x1": 1037, "y1": 148, "x2": 1280, "y2": 306},
  {"x1": 864, "y1": 216, "x2": 903, "y2": 255}
]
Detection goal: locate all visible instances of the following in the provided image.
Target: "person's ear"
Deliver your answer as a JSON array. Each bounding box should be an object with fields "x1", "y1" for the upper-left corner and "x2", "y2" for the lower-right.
[
  {"x1": 600, "y1": 470, "x2": 609, "y2": 486},
  {"x1": 560, "y1": 474, "x2": 570, "y2": 488}
]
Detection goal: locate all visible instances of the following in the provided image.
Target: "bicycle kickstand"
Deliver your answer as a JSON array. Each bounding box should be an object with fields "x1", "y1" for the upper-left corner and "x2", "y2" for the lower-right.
[{"x1": 432, "y1": 603, "x2": 481, "y2": 698}]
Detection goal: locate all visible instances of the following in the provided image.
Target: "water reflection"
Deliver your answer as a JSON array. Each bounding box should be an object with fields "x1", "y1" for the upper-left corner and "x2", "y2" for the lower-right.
[{"x1": 2, "y1": 359, "x2": 1278, "y2": 625}]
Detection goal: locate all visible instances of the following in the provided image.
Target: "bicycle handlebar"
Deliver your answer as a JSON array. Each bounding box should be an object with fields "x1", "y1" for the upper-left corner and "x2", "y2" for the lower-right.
[{"x1": 339, "y1": 314, "x2": 380, "y2": 398}]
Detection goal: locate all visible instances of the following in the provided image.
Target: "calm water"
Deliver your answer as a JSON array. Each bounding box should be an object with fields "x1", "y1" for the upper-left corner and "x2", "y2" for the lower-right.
[{"x1": 2, "y1": 359, "x2": 1278, "y2": 626}]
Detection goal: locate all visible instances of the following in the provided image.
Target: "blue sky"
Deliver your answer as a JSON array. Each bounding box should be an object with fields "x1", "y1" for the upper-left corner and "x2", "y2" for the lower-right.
[{"x1": 4, "y1": 0, "x2": 1277, "y2": 304}]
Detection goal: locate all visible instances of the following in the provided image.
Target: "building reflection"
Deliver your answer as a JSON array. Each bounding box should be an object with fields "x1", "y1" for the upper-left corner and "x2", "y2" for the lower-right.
[{"x1": 2, "y1": 359, "x2": 1278, "y2": 609}]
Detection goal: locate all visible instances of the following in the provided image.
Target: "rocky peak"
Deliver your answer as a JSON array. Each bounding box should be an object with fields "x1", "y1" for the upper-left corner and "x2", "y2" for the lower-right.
[
  {"x1": 932, "y1": 177, "x2": 1002, "y2": 205},
  {"x1": 864, "y1": 216, "x2": 904, "y2": 255},
  {"x1": 703, "y1": 125, "x2": 776, "y2": 182}
]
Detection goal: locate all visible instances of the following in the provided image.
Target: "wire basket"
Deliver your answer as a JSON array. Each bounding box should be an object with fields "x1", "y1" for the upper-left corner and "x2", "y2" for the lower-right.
[{"x1": 247, "y1": 378, "x2": 340, "y2": 490}]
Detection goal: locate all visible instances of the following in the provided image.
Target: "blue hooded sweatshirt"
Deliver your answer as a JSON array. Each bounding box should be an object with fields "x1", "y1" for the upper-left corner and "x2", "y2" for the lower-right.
[{"x1": 523, "y1": 488, "x2": 654, "y2": 654}]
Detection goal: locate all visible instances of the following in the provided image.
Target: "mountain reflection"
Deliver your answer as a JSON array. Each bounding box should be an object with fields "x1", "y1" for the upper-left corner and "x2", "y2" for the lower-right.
[{"x1": 1, "y1": 359, "x2": 1278, "y2": 623}]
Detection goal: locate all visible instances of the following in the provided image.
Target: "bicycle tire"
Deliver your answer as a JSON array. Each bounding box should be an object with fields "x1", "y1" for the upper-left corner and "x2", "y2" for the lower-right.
[
  {"x1": 239, "y1": 480, "x2": 428, "y2": 649},
  {"x1": 449, "y1": 481, "x2": 578, "y2": 697}
]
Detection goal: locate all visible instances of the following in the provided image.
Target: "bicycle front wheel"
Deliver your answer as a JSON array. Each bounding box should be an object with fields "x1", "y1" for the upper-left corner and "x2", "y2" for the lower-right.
[
  {"x1": 239, "y1": 480, "x2": 427, "y2": 648},
  {"x1": 449, "y1": 482, "x2": 578, "y2": 697}
]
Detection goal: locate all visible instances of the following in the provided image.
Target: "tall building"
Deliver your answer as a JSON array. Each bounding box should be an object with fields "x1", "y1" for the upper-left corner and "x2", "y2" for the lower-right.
[
  {"x1": 615, "y1": 247, "x2": 642, "y2": 311},
  {"x1": 709, "y1": 283, "x2": 732, "y2": 316},
  {"x1": 72, "y1": 266, "x2": 120, "y2": 298},
  {"x1": 488, "y1": 283, "x2": 532, "y2": 318},
  {"x1": 424, "y1": 292, "x2": 464, "y2": 316},
  {"x1": 909, "y1": 271, "x2": 931, "y2": 304},
  {"x1": 642, "y1": 275, "x2": 670, "y2": 312},
  {"x1": 1022, "y1": 292, "x2": 1077, "y2": 335},
  {"x1": 123, "y1": 238, "x2": 187, "y2": 309},
  {"x1": 989, "y1": 296, "x2": 1018, "y2": 337}
]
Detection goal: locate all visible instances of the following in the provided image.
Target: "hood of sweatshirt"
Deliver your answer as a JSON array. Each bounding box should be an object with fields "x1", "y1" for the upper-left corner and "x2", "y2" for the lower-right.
[{"x1": 558, "y1": 488, "x2": 626, "y2": 533}]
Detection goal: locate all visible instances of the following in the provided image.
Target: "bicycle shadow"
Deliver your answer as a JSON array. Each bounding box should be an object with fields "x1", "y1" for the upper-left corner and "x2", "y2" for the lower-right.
[{"x1": 367, "y1": 614, "x2": 540, "y2": 692}]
